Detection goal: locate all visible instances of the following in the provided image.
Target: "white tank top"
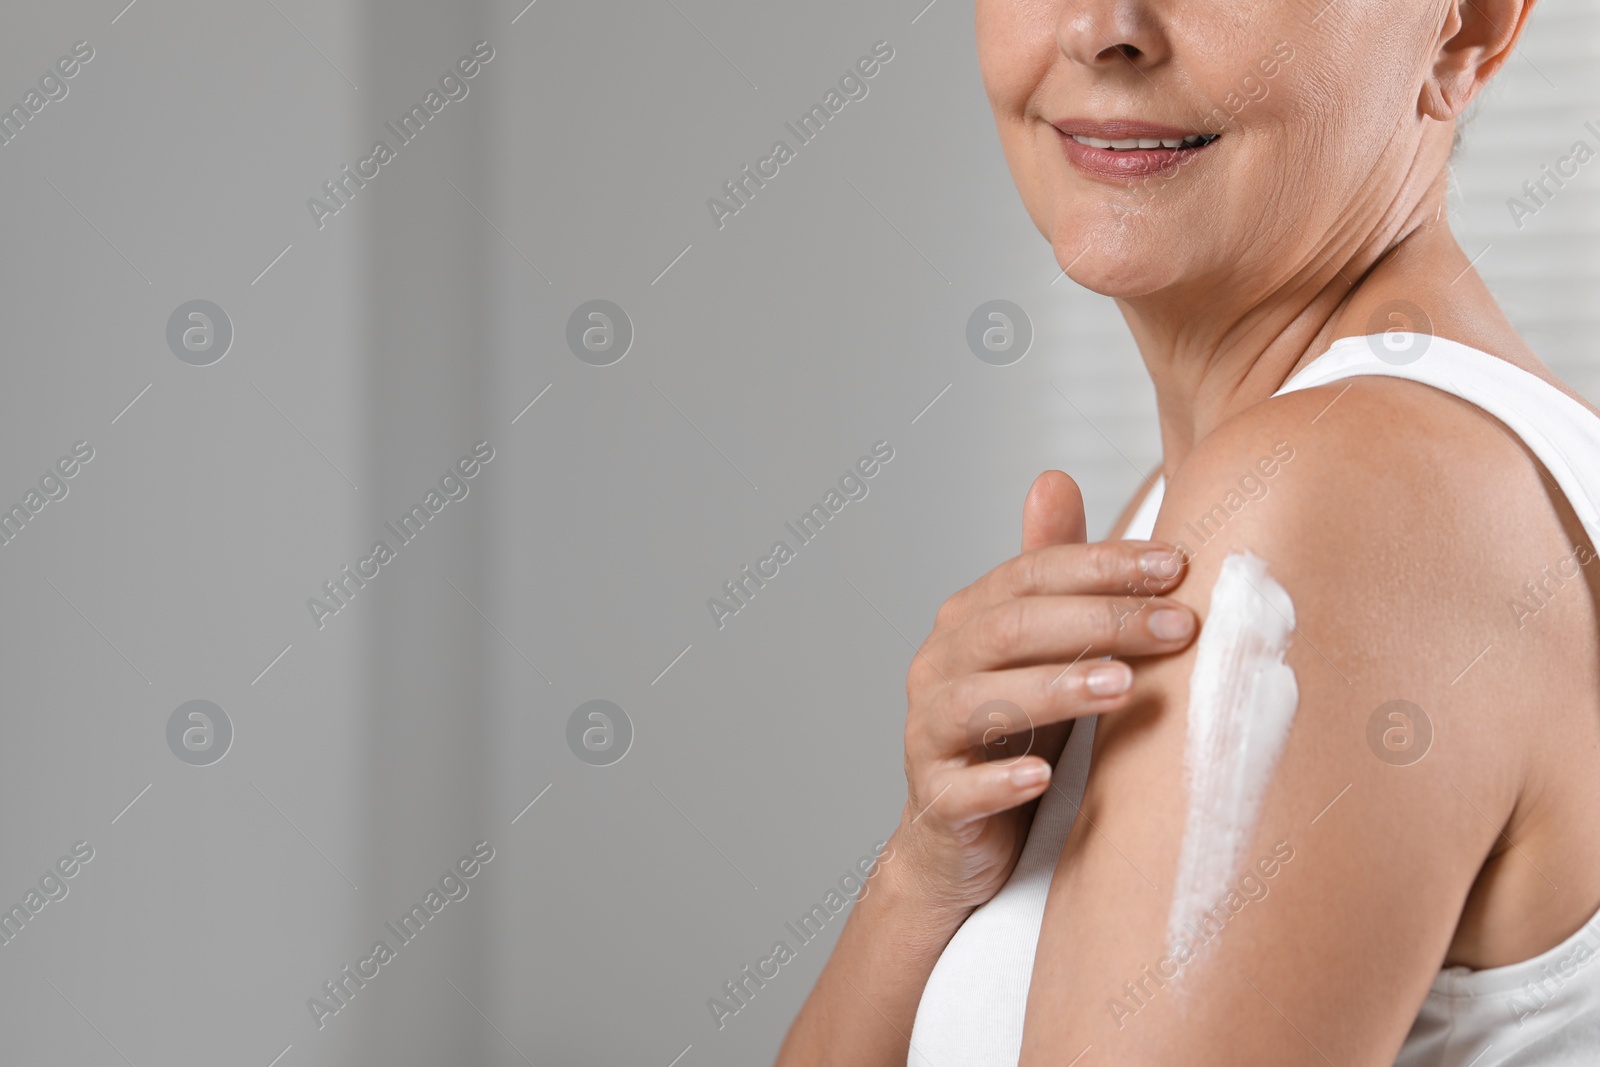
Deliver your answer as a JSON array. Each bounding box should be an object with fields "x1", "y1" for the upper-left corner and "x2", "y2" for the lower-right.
[{"x1": 907, "y1": 333, "x2": 1600, "y2": 1067}]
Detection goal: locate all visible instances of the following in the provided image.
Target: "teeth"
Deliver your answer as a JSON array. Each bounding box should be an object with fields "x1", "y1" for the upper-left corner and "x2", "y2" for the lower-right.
[{"x1": 1072, "y1": 133, "x2": 1217, "y2": 151}]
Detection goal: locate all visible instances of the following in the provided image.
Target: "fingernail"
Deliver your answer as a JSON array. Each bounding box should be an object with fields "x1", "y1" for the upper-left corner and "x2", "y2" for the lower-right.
[
  {"x1": 1149, "y1": 608, "x2": 1194, "y2": 641},
  {"x1": 1086, "y1": 662, "x2": 1132, "y2": 696},
  {"x1": 1140, "y1": 549, "x2": 1182, "y2": 581},
  {"x1": 1011, "y1": 762, "x2": 1050, "y2": 787}
]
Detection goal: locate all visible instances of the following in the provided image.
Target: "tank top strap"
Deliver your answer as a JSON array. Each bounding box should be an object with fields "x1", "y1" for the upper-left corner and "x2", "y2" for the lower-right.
[{"x1": 1276, "y1": 332, "x2": 1600, "y2": 548}]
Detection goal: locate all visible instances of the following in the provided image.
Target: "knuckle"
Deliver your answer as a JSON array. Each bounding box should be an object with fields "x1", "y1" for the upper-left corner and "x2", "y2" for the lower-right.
[
  {"x1": 906, "y1": 646, "x2": 939, "y2": 697},
  {"x1": 1006, "y1": 550, "x2": 1046, "y2": 598},
  {"x1": 927, "y1": 772, "x2": 971, "y2": 825},
  {"x1": 908, "y1": 643, "x2": 961, "y2": 714},
  {"x1": 905, "y1": 637, "x2": 930, "y2": 686},
  {"x1": 904, "y1": 719, "x2": 935, "y2": 765},
  {"x1": 977, "y1": 599, "x2": 1028, "y2": 662},
  {"x1": 1091, "y1": 596, "x2": 1127, "y2": 643},
  {"x1": 933, "y1": 589, "x2": 967, "y2": 631},
  {"x1": 1087, "y1": 541, "x2": 1136, "y2": 590},
  {"x1": 946, "y1": 675, "x2": 987, "y2": 730},
  {"x1": 906, "y1": 698, "x2": 951, "y2": 759},
  {"x1": 1036, "y1": 662, "x2": 1079, "y2": 705}
]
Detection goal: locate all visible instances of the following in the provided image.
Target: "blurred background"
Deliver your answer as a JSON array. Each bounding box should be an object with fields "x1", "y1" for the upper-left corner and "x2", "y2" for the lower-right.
[{"x1": 0, "y1": 1, "x2": 1595, "y2": 1064}]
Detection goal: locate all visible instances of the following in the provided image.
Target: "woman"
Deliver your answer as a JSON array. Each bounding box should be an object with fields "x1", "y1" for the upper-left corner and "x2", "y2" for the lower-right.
[{"x1": 777, "y1": 0, "x2": 1600, "y2": 1064}]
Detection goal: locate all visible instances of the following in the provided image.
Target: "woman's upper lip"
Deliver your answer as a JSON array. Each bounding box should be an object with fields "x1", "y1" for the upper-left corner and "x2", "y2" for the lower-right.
[{"x1": 1051, "y1": 118, "x2": 1209, "y2": 140}]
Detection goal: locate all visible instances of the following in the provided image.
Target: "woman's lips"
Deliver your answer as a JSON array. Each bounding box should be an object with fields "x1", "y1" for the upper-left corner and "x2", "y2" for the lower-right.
[{"x1": 1052, "y1": 119, "x2": 1219, "y2": 181}]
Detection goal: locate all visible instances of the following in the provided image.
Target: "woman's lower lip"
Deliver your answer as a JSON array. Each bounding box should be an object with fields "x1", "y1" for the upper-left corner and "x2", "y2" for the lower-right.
[{"x1": 1057, "y1": 129, "x2": 1216, "y2": 181}]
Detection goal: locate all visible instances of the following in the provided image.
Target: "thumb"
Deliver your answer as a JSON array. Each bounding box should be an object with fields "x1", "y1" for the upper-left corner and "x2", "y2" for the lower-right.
[{"x1": 1021, "y1": 470, "x2": 1087, "y2": 553}]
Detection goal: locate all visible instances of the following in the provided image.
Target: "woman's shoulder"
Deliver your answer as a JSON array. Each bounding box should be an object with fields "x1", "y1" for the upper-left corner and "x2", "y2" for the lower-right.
[
  {"x1": 1147, "y1": 357, "x2": 1592, "y2": 796},
  {"x1": 1156, "y1": 358, "x2": 1595, "y2": 692},
  {"x1": 1150, "y1": 355, "x2": 1600, "y2": 970},
  {"x1": 1025, "y1": 355, "x2": 1600, "y2": 1059},
  {"x1": 1164, "y1": 365, "x2": 1542, "y2": 558}
]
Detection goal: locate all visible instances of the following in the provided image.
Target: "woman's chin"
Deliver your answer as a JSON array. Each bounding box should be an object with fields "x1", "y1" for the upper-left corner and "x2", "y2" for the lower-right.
[
  {"x1": 1052, "y1": 242, "x2": 1178, "y2": 299},
  {"x1": 1048, "y1": 214, "x2": 1193, "y2": 298}
]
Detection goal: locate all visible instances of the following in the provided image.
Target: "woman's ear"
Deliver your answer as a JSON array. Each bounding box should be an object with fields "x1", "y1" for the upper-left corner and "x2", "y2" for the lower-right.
[{"x1": 1421, "y1": 0, "x2": 1537, "y2": 121}]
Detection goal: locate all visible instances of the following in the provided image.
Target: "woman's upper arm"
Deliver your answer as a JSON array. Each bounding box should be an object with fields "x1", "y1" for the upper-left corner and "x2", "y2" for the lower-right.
[{"x1": 1019, "y1": 383, "x2": 1538, "y2": 1065}]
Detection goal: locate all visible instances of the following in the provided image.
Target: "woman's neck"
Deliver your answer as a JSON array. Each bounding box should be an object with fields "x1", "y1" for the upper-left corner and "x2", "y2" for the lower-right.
[{"x1": 1120, "y1": 169, "x2": 1471, "y2": 481}]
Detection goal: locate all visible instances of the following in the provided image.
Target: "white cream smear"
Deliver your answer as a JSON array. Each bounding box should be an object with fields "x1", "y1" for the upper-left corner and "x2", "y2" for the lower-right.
[{"x1": 1165, "y1": 550, "x2": 1299, "y2": 968}]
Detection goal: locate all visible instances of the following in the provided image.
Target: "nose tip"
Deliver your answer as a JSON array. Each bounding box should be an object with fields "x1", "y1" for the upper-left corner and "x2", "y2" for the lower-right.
[{"x1": 1057, "y1": 5, "x2": 1169, "y2": 70}]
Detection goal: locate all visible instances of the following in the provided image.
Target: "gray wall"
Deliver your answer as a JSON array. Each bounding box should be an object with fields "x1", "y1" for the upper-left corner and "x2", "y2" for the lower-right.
[{"x1": 0, "y1": 2, "x2": 1594, "y2": 1065}]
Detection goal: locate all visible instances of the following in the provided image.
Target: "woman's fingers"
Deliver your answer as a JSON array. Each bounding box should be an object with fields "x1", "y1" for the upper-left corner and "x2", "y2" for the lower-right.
[
  {"x1": 937, "y1": 539, "x2": 1186, "y2": 629},
  {"x1": 888, "y1": 514, "x2": 1196, "y2": 914},
  {"x1": 999, "y1": 538, "x2": 1186, "y2": 599},
  {"x1": 914, "y1": 757, "x2": 1056, "y2": 832},
  {"x1": 925, "y1": 592, "x2": 1196, "y2": 680},
  {"x1": 910, "y1": 659, "x2": 1137, "y2": 758},
  {"x1": 1020, "y1": 469, "x2": 1088, "y2": 553}
]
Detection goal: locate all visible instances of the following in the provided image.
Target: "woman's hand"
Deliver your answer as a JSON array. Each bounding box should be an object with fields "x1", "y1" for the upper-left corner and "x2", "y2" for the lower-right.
[
  {"x1": 884, "y1": 470, "x2": 1198, "y2": 918},
  {"x1": 775, "y1": 470, "x2": 1200, "y2": 1067}
]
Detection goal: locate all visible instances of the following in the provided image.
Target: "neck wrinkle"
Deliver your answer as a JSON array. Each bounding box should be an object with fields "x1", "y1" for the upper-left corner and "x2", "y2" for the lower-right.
[{"x1": 1121, "y1": 160, "x2": 1452, "y2": 481}]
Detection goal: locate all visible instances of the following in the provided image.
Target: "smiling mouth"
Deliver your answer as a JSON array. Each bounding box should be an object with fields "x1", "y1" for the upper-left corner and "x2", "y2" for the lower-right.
[
  {"x1": 1052, "y1": 121, "x2": 1221, "y2": 180},
  {"x1": 1069, "y1": 133, "x2": 1218, "y2": 150}
]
